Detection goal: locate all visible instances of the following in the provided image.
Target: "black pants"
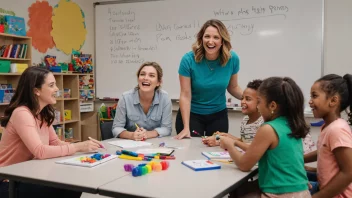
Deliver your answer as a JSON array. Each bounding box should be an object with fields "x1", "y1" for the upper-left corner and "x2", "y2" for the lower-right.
[
  {"x1": 176, "y1": 108, "x2": 229, "y2": 137},
  {"x1": 0, "y1": 180, "x2": 82, "y2": 198}
]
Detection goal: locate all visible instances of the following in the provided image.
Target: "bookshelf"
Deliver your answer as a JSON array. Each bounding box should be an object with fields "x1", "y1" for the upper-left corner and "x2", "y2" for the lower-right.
[
  {"x1": 79, "y1": 73, "x2": 99, "y2": 141},
  {"x1": 0, "y1": 33, "x2": 95, "y2": 142},
  {"x1": 52, "y1": 73, "x2": 81, "y2": 142},
  {"x1": 0, "y1": 33, "x2": 32, "y2": 137}
]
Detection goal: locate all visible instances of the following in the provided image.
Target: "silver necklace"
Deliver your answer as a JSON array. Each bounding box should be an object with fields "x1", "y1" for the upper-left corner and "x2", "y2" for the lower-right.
[{"x1": 205, "y1": 60, "x2": 215, "y2": 71}]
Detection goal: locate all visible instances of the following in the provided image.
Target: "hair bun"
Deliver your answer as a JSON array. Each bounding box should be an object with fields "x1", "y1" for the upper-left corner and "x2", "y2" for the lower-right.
[
  {"x1": 343, "y1": 74, "x2": 352, "y2": 119},
  {"x1": 343, "y1": 74, "x2": 352, "y2": 94}
]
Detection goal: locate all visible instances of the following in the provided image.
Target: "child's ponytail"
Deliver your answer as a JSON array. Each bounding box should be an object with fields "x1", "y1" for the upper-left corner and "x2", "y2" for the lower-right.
[
  {"x1": 343, "y1": 74, "x2": 352, "y2": 124},
  {"x1": 281, "y1": 77, "x2": 310, "y2": 138},
  {"x1": 259, "y1": 77, "x2": 309, "y2": 138}
]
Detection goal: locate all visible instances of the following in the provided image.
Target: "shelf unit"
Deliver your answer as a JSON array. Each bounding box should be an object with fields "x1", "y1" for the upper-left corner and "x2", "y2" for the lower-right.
[
  {"x1": 0, "y1": 33, "x2": 32, "y2": 137},
  {"x1": 52, "y1": 73, "x2": 81, "y2": 142},
  {"x1": 0, "y1": 33, "x2": 97, "y2": 142},
  {"x1": 79, "y1": 73, "x2": 99, "y2": 141}
]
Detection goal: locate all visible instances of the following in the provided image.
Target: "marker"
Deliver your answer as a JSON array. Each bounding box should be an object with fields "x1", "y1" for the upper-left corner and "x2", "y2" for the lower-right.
[
  {"x1": 88, "y1": 137, "x2": 106, "y2": 150},
  {"x1": 158, "y1": 156, "x2": 175, "y2": 160},
  {"x1": 192, "y1": 130, "x2": 201, "y2": 137},
  {"x1": 119, "y1": 154, "x2": 143, "y2": 161},
  {"x1": 159, "y1": 142, "x2": 165, "y2": 147},
  {"x1": 121, "y1": 150, "x2": 139, "y2": 157}
]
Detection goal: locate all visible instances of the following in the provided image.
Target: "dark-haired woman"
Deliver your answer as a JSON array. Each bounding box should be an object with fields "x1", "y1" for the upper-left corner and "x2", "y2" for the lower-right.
[{"x1": 0, "y1": 67, "x2": 101, "y2": 198}]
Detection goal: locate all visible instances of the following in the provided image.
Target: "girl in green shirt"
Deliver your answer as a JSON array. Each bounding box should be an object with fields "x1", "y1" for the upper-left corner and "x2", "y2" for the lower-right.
[{"x1": 220, "y1": 77, "x2": 310, "y2": 197}]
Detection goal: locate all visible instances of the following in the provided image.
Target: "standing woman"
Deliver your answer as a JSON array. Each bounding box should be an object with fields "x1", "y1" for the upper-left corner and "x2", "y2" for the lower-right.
[{"x1": 175, "y1": 19, "x2": 242, "y2": 139}]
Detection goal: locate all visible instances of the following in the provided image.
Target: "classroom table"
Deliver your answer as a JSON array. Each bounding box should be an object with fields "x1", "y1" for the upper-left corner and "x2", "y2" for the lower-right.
[
  {"x1": 0, "y1": 137, "x2": 257, "y2": 198},
  {"x1": 0, "y1": 148, "x2": 129, "y2": 198},
  {"x1": 98, "y1": 137, "x2": 258, "y2": 198}
]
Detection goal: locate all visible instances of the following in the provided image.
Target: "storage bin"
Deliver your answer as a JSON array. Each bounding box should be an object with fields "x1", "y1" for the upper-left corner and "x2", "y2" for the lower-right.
[{"x1": 0, "y1": 60, "x2": 11, "y2": 73}]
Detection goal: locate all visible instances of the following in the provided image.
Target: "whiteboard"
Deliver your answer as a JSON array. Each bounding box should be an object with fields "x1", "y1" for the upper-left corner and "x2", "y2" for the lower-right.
[{"x1": 94, "y1": 0, "x2": 323, "y2": 102}]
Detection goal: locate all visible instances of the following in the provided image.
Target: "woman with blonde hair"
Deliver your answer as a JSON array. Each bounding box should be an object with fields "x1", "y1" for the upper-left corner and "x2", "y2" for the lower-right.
[{"x1": 175, "y1": 19, "x2": 243, "y2": 139}]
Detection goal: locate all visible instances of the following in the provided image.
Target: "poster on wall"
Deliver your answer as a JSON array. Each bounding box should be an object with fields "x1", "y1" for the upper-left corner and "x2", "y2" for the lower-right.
[
  {"x1": 51, "y1": 0, "x2": 87, "y2": 55},
  {"x1": 27, "y1": 1, "x2": 55, "y2": 53},
  {"x1": 26, "y1": 0, "x2": 87, "y2": 55}
]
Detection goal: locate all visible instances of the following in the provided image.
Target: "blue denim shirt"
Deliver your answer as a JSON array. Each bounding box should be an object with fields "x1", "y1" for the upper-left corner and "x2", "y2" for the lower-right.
[{"x1": 112, "y1": 88, "x2": 172, "y2": 138}]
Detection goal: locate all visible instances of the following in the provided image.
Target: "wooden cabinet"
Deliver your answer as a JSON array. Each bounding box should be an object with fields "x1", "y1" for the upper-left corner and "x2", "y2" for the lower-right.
[{"x1": 0, "y1": 33, "x2": 97, "y2": 142}]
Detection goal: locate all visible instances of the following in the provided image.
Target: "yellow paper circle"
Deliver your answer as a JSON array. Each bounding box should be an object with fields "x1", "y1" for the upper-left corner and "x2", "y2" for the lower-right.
[{"x1": 51, "y1": 0, "x2": 87, "y2": 54}]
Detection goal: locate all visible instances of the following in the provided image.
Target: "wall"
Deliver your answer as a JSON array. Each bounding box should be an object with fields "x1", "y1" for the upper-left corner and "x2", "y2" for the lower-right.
[
  {"x1": 324, "y1": 0, "x2": 352, "y2": 76},
  {"x1": 1, "y1": 0, "x2": 94, "y2": 64}
]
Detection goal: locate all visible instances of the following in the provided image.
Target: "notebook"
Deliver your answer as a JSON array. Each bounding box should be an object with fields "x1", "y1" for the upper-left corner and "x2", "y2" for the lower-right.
[
  {"x1": 202, "y1": 148, "x2": 244, "y2": 160},
  {"x1": 107, "y1": 140, "x2": 152, "y2": 148},
  {"x1": 56, "y1": 154, "x2": 118, "y2": 167},
  {"x1": 182, "y1": 160, "x2": 221, "y2": 171}
]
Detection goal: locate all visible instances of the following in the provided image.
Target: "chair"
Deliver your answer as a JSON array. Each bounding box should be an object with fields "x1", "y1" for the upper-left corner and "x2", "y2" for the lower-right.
[{"x1": 100, "y1": 121, "x2": 114, "y2": 140}]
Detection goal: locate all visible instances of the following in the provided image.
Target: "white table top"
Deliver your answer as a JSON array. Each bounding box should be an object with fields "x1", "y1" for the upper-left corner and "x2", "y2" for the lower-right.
[
  {"x1": 99, "y1": 137, "x2": 257, "y2": 198},
  {"x1": 0, "y1": 151, "x2": 128, "y2": 193},
  {"x1": 0, "y1": 137, "x2": 207, "y2": 193},
  {"x1": 0, "y1": 137, "x2": 257, "y2": 197}
]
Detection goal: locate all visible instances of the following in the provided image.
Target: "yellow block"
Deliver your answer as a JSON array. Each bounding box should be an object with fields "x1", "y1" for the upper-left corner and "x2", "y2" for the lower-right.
[
  {"x1": 64, "y1": 109, "x2": 71, "y2": 120},
  {"x1": 10, "y1": 63, "x2": 28, "y2": 73}
]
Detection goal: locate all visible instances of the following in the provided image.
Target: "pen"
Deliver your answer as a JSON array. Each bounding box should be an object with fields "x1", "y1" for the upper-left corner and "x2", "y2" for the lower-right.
[
  {"x1": 211, "y1": 159, "x2": 233, "y2": 164},
  {"x1": 88, "y1": 137, "x2": 106, "y2": 150},
  {"x1": 202, "y1": 131, "x2": 207, "y2": 139}
]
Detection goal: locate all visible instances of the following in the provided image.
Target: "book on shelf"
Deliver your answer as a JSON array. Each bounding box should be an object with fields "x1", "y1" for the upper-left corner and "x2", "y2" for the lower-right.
[{"x1": 0, "y1": 44, "x2": 28, "y2": 58}]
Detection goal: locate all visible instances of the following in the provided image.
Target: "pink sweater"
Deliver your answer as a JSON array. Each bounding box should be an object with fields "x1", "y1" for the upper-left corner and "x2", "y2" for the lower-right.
[{"x1": 0, "y1": 106, "x2": 76, "y2": 167}]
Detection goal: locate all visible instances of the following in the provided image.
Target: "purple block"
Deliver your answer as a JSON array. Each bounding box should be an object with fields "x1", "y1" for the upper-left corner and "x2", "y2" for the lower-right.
[{"x1": 124, "y1": 164, "x2": 135, "y2": 172}]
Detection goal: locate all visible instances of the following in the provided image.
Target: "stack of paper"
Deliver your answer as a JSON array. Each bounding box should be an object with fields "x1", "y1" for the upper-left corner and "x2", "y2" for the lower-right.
[{"x1": 107, "y1": 140, "x2": 152, "y2": 148}]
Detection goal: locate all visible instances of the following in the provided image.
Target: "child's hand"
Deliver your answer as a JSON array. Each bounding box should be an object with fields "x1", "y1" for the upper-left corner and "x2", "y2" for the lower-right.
[
  {"x1": 308, "y1": 182, "x2": 312, "y2": 190},
  {"x1": 305, "y1": 165, "x2": 317, "y2": 172},
  {"x1": 219, "y1": 136, "x2": 236, "y2": 150},
  {"x1": 202, "y1": 136, "x2": 219, "y2": 147}
]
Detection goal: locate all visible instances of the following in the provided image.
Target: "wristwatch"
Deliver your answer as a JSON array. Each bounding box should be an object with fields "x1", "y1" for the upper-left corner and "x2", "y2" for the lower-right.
[{"x1": 215, "y1": 134, "x2": 220, "y2": 141}]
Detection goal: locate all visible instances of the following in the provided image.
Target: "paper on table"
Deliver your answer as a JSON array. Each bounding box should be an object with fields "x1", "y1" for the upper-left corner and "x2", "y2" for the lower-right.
[
  {"x1": 107, "y1": 140, "x2": 152, "y2": 148},
  {"x1": 56, "y1": 154, "x2": 118, "y2": 167}
]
